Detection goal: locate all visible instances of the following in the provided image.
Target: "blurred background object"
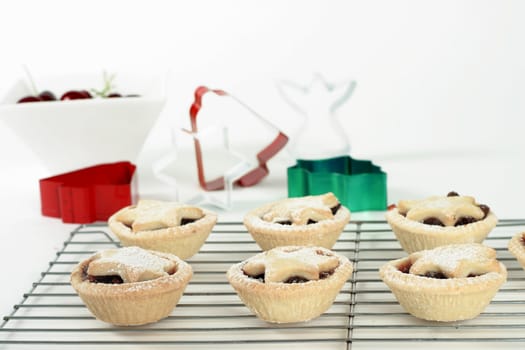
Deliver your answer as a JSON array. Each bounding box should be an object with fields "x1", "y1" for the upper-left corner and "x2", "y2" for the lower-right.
[{"x1": 0, "y1": 71, "x2": 166, "y2": 174}]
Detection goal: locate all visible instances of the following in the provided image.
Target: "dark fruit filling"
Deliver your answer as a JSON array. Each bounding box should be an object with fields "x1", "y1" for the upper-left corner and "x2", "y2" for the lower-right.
[
  {"x1": 276, "y1": 220, "x2": 292, "y2": 225},
  {"x1": 319, "y1": 270, "x2": 335, "y2": 279},
  {"x1": 180, "y1": 218, "x2": 198, "y2": 226},
  {"x1": 275, "y1": 219, "x2": 318, "y2": 225},
  {"x1": 422, "y1": 208, "x2": 489, "y2": 227},
  {"x1": 454, "y1": 216, "x2": 478, "y2": 226},
  {"x1": 88, "y1": 275, "x2": 124, "y2": 284},
  {"x1": 82, "y1": 264, "x2": 176, "y2": 284},
  {"x1": 520, "y1": 235, "x2": 525, "y2": 246},
  {"x1": 244, "y1": 270, "x2": 335, "y2": 283},
  {"x1": 420, "y1": 271, "x2": 447, "y2": 279},
  {"x1": 274, "y1": 202, "x2": 341, "y2": 226},
  {"x1": 398, "y1": 261, "x2": 412, "y2": 274},
  {"x1": 398, "y1": 263, "x2": 481, "y2": 279},
  {"x1": 479, "y1": 204, "x2": 490, "y2": 217},
  {"x1": 330, "y1": 203, "x2": 342, "y2": 215},
  {"x1": 423, "y1": 217, "x2": 444, "y2": 226},
  {"x1": 285, "y1": 276, "x2": 309, "y2": 283},
  {"x1": 447, "y1": 191, "x2": 459, "y2": 197},
  {"x1": 82, "y1": 265, "x2": 123, "y2": 284},
  {"x1": 419, "y1": 272, "x2": 481, "y2": 279},
  {"x1": 251, "y1": 273, "x2": 266, "y2": 283}
]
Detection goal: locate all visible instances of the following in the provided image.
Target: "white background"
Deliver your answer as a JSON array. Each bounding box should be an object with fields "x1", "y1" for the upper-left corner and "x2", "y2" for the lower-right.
[
  {"x1": 1, "y1": 0, "x2": 524, "y2": 156},
  {"x1": 0, "y1": 0, "x2": 524, "y2": 319}
]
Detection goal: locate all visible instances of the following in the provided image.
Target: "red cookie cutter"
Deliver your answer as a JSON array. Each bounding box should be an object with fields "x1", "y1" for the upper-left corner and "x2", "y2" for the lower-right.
[
  {"x1": 189, "y1": 86, "x2": 288, "y2": 191},
  {"x1": 39, "y1": 161, "x2": 136, "y2": 223}
]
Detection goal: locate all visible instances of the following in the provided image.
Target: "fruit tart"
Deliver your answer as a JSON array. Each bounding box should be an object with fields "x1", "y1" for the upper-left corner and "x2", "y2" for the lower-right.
[
  {"x1": 380, "y1": 243, "x2": 507, "y2": 322},
  {"x1": 108, "y1": 199, "x2": 217, "y2": 259},
  {"x1": 385, "y1": 191, "x2": 497, "y2": 253},
  {"x1": 508, "y1": 231, "x2": 525, "y2": 270},
  {"x1": 227, "y1": 245, "x2": 353, "y2": 323},
  {"x1": 243, "y1": 193, "x2": 350, "y2": 251},
  {"x1": 70, "y1": 246, "x2": 192, "y2": 325}
]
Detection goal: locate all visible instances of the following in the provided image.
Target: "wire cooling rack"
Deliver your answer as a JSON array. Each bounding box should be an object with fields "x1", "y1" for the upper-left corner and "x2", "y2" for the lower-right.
[{"x1": 1, "y1": 220, "x2": 525, "y2": 349}]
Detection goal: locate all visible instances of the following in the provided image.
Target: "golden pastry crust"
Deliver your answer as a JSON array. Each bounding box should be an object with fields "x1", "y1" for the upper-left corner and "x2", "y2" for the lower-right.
[
  {"x1": 244, "y1": 193, "x2": 350, "y2": 250},
  {"x1": 70, "y1": 248, "x2": 192, "y2": 326},
  {"x1": 108, "y1": 200, "x2": 217, "y2": 259},
  {"x1": 380, "y1": 244, "x2": 507, "y2": 322},
  {"x1": 227, "y1": 246, "x2": 353, "y2": 323},
  {"x1": 508, "y1": 232, "x2": 525, "y2": 270},
  {"x1": 386, "y1": 201, "x2": 497, "y2": 253}
]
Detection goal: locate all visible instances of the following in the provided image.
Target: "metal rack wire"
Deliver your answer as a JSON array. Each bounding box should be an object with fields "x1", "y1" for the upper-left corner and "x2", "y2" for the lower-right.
[{"x1": 1, "y1": 220, "x2": 525, "y2": 349}]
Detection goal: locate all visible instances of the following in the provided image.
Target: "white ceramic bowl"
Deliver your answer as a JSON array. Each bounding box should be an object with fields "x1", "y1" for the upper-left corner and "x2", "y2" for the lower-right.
[{"x1": 0, "y1": 73, "x2": 166, "y2": 173}]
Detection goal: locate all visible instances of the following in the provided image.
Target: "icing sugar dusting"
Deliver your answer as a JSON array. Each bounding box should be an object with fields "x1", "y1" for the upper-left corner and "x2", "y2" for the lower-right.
[
  {"x1": 409, "y1": 244, "x2": 499, "y2": 278},
  {"x1": 117, "y1": 199, "x2": 204, "y2": 232},
  {"x1": 262, "y1": 193, "x2": 338, "y2": 225},
  {"x1": 243, "y1": 246, "x2": 340, "y2": 283},
  {"x1": 400, "y1": 195, "x2": 484, "y2": 226},
  {"x1": 87, "y1": 247, "x2": 176, "y2": 283}
]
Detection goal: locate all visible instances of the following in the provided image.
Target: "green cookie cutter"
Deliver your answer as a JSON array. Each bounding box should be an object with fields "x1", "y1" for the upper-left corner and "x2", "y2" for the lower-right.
[{"x1": 287, "y1": 156, "x2": 387, "y2": 212}]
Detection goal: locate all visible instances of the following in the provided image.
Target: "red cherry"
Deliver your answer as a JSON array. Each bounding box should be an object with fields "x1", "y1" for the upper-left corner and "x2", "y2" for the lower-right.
[
  {"x1": 17, "y1": 96, "x2": 42, "y2": 103},
  {"x1": 39, "y1": 90, "x2": 57, "y2": 101},
  {"x1": 79, "y1": 90, "x2": 92, "y2": 98},
  {"x1": 60, "y1": 90, "x2": 92, "y2": 100}
]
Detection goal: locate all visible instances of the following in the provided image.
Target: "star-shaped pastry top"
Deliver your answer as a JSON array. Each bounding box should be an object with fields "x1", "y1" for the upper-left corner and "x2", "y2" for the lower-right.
[
  {"x1": 116, "y1": 199, "x2": 204, "y2": 232},
  {"x1": 408, "y1": 244, "x2": 501, "y2": 278},
  {"x1": 262, "y1": 193, "x2": 340, "y2": 225},
  {"x1": 398, "y1": 195, "x2": 484, "y2": 226},
  {"x1": 87, "y1": 247, "x2": 176, "y2": 283},
  {"x1": 242, "y1": 246, "x2": 340, "y2": 283}
]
